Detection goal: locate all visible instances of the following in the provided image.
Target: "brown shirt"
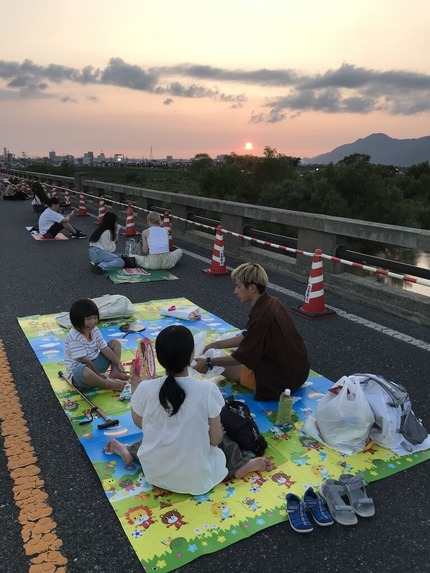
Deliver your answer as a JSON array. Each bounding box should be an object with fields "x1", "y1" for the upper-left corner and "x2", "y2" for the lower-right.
[{"x1": 232, "y1": 293, "x2": 309, "y2": 401}]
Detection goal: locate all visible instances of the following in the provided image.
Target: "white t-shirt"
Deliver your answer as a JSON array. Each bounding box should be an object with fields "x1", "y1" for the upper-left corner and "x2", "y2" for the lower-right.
[
  {"x1": 38, "y1": 207, "x2": 64, "y2": 235},
  {"x1": 64, "y1": 326, "x2": 107, "y2": 376},
  {"x1": 147, "y1": 226, "x2": 169, "y2": 254},
  {"x1": 131, "y1": 374, "x2": 227, "y2": 495},
  {"x1": 89, "y1": 229, "x2": 116, "y2": 253}
]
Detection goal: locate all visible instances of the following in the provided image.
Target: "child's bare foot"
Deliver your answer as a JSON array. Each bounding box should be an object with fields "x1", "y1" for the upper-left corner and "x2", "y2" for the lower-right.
[
  {"x1": 235, "y1": 457, "x2": 274, "y2": 479},
  {"x1": 104, "y1": 377, "x2": 127, "y2": 392},
  {"x1": 110, "y1": 367, "x2": 129, "y2": 381},
  {"x1": 104, "y1": 439, "x2": 134, "y2": 465}
]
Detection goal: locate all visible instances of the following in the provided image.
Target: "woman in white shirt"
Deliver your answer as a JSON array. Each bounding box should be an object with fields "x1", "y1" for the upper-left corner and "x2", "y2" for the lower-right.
[
  {"x1": 108, "y1": 325, "x2": 273, "y2": 496},
  {"x1": 89, "y1": 212, "x2": 135, "y2": 274},
  {"x1": 134, "y1": 211, "x2": 182, "y2": 270}
]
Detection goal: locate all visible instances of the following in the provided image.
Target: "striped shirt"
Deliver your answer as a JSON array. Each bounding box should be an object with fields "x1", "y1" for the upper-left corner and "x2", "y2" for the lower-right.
[{"x1": 64, "y1": 326, "x2": 107, "y2": 376}]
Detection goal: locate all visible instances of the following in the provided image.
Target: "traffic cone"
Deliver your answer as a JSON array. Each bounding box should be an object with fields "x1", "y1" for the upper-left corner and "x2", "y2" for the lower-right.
[
  {"x1": 77, "y1": 193, "x2": 88, "y2": 216},
  {"x1": 201, "y1": 225, "x2": 230, "y2": 276},
  {"x1": 162, "y1": 211, "x2": 174, "y2": 251},
  {"x1": 291, "y1": 249, "x2": 336, "y2": 319},
  {"x1": 124, "y1": 203, "x2": 139, "y2": 236},
  {"x1": 51, "y1": 187, "x2": 57, "y2": 198},
  {"x1": 96, "y1": 196, "x2": 106, "y2": 224}
]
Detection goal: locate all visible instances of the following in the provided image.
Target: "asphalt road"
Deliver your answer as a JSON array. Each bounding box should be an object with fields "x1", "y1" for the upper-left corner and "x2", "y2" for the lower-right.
[{"x1": 1, "y1": 199, "x2": 429, "y2": 573}]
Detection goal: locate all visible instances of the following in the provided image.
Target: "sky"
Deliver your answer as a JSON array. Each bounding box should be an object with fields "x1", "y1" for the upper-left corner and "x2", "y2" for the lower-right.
[{"x1": 1, "y1": 0, "x2": 430, "y2": 161}]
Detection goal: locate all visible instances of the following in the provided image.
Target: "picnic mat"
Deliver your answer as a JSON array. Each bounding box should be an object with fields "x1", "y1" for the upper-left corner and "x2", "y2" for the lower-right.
[
  {"x1": 106, "y1": 268, "x2": 178, "y2": 283},
  {"x1": 28, "y1": 230, "x2": 68, "y2": 241},
  {"x1": 18, "y1": 298, "x2": 430, "y2": 572}
]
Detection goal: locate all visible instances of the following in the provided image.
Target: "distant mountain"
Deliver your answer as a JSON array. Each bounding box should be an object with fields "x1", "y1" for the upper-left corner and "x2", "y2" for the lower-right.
[{"x1": 303, "y1": 133, "x2": 430, "y2": 166}]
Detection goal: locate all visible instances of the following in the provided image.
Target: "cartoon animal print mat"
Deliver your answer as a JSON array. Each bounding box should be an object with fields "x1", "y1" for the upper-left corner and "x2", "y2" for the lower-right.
[{"x1": 18, "y1": 298, "x2": 430, "y2": 573}]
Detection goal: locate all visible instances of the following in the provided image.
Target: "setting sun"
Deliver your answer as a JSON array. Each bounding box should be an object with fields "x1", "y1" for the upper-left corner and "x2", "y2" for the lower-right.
[{"x1": 244, "y1": 142, "x2": 253, "y2": 151}]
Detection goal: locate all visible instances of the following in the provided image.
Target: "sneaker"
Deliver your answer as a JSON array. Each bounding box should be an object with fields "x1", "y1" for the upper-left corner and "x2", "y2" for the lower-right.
[
  {"x1": 286, "y1": 493, "x2": 313, "y2": 533},
  {"x1": 91, "y1": 264, "x2": 104, "y2": 275},
  {"x1": 119, "y1": 383, "x2": 132, "y2": 401},
  {"x1": 71, "y1": 231, "x2": 87, "y2": 239},
  {"x1": 304, "y1": 487, "x2": 334, "y2": 526}
]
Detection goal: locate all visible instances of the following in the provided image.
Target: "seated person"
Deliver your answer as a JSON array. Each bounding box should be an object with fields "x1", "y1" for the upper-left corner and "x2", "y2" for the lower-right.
[
  {"x1": 134, "y1": 211, "x2": 182, "y2": 270},
  {"x1": 31, "y1": 181, "x2": 50, "y2": 215},
  {"x1": 104, "y1": 325, "x2": 273, "y2": 494},
  {"x1": 194, "y1": 262, "x2": 310, "y2": 401},
  {"x1": 89, "y1": 212, "x2": 135, "y2": 274},
  {"x1": 38, "y1": 197, "x2": 87, "y2": 239}
]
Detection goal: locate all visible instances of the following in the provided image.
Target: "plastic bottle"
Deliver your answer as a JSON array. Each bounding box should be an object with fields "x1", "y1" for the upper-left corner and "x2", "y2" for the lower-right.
[{"x1": 275, "y1": 389, "x2": 293, "y2": 426}]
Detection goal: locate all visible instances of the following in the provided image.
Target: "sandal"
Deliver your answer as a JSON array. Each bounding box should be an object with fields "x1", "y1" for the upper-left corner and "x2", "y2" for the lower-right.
[
  {"x1": 304, "y1": 487, "x2": 334, "y2": 526},
  {"x1": 319, "y1": 479, "x2": 358, "y2": 526},
  {"x1": 286, "y1": 493, "x2": 313, "y2": 533},
  {"x1": 339, "y1": 473, "x2": 375, "y2": 518}
]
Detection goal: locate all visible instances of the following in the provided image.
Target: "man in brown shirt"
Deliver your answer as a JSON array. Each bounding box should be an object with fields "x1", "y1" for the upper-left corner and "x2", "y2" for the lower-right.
[{"x1": 194, "y1": 262, "x2": 309, "y2": 401}]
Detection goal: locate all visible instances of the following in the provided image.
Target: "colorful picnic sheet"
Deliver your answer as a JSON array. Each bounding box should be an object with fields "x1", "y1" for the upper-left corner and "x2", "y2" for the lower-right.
[
  {"x1": 18, "y1": 298, "x2": 430, "y2": 572},
  {"x1": 106, "y1": 269, "x2": 178, "y2": 284}
]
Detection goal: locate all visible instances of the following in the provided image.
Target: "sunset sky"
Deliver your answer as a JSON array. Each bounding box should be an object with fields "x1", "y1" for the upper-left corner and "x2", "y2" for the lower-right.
[{"x1": 2, "y1": 1, "x2": 430, "y2": 161}]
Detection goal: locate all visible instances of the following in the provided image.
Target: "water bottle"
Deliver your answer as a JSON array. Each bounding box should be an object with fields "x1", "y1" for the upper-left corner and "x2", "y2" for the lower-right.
[
  {"x1": 275, "y1": 389, "x2": 293, "y2": 426},
  {"x1": 126, "y1": 238, "x2": 135, "y2": 256}
]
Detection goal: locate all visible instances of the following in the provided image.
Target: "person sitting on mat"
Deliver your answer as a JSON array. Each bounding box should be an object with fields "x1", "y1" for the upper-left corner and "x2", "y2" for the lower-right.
[
  {"x1": 103, "y1": 325, "x2": 273, "y2": 495},
  {"x1": 38, "y1": 197, "x2": 86, "y2": 239},
  {"x1": 64, "y1": 298, "x2": 129, "y2": 393},
  {"x1": 89, "y1": 211, "x2": 136, "y2": 275},
  {"x1": 134, "y1": 211, "x2": 182, "y2": 270},
  {"x1": 31, "y1": 181, "x2": 50, "y2": 215},
  {"x1": 193, "y1": 262, "x2": 310, "y2": 401}
]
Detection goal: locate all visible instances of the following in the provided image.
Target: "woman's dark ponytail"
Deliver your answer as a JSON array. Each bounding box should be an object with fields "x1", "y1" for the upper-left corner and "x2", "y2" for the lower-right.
[{"x1": 155, "y1": 325, "x2": 194, "y2": 416}]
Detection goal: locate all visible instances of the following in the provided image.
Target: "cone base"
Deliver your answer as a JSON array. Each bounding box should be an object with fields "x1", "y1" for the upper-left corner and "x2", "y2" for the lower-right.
[
  {"x1": 201, "y1": 268, "x2": 230, "y2": 276},
  {"x1": 290, "y1": 305, "x2": 337, "y2": 320}
]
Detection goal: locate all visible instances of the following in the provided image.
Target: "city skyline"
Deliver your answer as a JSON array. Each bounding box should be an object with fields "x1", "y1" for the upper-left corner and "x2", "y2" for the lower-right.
[{"x1": 2, "y1": 1, "x2": 430, "y2": 160}]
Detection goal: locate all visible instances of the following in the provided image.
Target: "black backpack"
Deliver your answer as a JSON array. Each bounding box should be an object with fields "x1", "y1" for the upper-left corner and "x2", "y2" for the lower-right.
[{"x1": 220, "y1": 396, "x2": 268, "y2": 456}]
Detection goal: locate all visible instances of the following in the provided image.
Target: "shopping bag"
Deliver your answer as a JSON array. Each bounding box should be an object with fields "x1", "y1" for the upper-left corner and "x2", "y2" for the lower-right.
[{"x1": 313, "y1": 376, "x2": 375, "y2": 454}]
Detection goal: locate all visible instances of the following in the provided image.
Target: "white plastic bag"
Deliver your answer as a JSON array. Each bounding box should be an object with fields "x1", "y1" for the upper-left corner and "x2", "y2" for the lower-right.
[
  {"x1": 56, "y1": 294, "x2": 136, "y2": 328},
  {"x1": 160, "y1": 305, "x2": 201, "y2": 321},
  {"x1": 314, "y1": 376, "x2": 375, "y2": 454}
]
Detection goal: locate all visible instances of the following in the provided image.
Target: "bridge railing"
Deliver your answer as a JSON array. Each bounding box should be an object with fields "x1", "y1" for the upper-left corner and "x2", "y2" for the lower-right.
[{"x1": 4, "y1": 168, "x2": 430, "y2": 326}]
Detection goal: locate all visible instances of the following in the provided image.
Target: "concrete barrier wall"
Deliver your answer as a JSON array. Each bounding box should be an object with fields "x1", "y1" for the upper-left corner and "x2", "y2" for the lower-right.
[{"x1": 5, "y1": 169, "x2": 430, "y2": 326}]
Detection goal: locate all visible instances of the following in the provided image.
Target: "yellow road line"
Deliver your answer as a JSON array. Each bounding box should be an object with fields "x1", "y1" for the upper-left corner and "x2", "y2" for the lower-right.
[{"x1": 0, "y1": 338, "x2": 68, "y2": 573}]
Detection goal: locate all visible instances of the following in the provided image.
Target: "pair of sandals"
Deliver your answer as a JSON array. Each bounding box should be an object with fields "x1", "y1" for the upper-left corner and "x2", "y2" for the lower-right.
[{"x1": 320, "y1": 473, "x2": 375, "y2": 525}]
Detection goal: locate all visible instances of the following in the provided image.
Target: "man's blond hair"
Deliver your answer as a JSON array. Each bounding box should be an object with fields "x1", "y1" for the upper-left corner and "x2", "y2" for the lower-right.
[{"x1": 231, "y1": 263, "x2": 268, "y2": 292}]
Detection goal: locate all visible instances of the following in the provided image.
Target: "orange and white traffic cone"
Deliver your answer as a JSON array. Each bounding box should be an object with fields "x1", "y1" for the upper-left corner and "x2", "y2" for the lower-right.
[
  {"x1": 124, "y1": 203, "x2": 139, "y2": 236},
  {"x1": 96, "y1": 196, "x2": 106, "y2": 224},
  {"x1": 201, "y1": 225, "x2": 230, "y2": 276},
  {"x1": 162, "y1": 211, "x2": 174, "y2": 251},
  {"x1": 77, "y1": 193, "x2": 88, "y2": 216},
  {"x1": 291, "y1": 249, "x2": 336, "y2": 319},
  {"x1": 51, "y1": 186, "x2": 57, "y2": 198}
]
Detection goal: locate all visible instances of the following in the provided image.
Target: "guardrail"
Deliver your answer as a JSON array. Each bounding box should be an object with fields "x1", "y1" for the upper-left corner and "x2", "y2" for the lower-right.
[{"x1": 3, "y1": 168, "x2": 430, "y2": 326}]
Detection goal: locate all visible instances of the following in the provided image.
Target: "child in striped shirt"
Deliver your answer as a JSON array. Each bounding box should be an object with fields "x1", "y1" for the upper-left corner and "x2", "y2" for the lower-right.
[{"x1": 64, "y1": 298, "x2": 128, "y2": 392}]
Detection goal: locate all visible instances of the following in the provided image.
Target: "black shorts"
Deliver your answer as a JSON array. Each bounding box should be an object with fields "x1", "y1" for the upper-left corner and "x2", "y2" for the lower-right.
[{"x1": 45, "y1": 222, "x2": 63, "y2": 237}]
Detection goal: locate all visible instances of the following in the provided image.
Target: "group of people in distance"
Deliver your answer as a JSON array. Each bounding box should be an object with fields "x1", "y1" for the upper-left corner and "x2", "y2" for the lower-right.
[
  {"x1": 65, "y1": 262, "x2": 310, "y2": 495},
  {"x1": 89, "y1": 210, "x2": 183, "y2": 274},
  {"x1": 27, "y1": 179, "x2": 183, "y2": 271}
]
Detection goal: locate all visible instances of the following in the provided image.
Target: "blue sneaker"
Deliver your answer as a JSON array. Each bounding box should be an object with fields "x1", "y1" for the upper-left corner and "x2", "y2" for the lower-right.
[
  {"x1": 286, "y1": 493, "x2": 313, "y2": 533},
  {"x1": 304, "y1": 487, "x2": 334, "y2": 526}
]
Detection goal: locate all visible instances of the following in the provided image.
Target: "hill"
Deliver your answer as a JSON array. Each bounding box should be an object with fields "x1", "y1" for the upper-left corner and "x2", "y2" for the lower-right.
[{"x1": 303, "y1": 133, "x2": 430, "y2": 166}]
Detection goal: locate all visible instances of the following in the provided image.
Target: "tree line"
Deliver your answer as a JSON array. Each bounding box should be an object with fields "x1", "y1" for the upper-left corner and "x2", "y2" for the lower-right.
[{"x1": 22, "y1": 147, "x2": 430, "y2": 229}]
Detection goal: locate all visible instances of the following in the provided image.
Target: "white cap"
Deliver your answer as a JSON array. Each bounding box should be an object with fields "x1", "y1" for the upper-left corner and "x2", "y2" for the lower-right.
[{"x1": 284, "y1": 389, "x2": 291, "y2": 396}]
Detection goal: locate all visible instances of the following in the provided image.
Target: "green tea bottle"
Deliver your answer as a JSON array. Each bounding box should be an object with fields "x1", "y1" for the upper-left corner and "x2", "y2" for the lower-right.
[{"x1": 275, "y1": 389, "x2": 293, "y2": 426}]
